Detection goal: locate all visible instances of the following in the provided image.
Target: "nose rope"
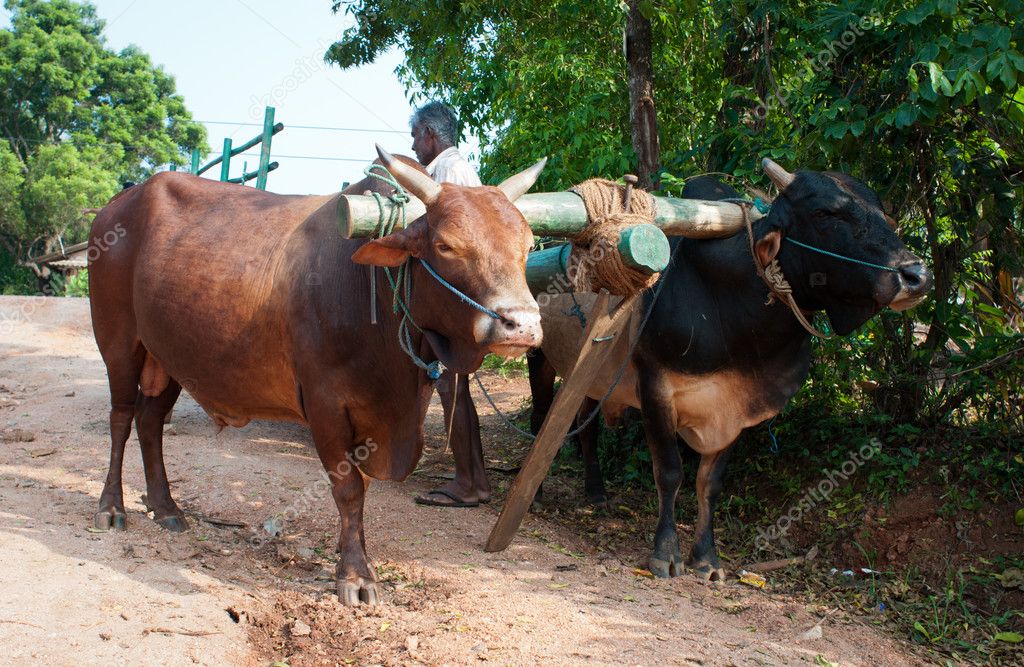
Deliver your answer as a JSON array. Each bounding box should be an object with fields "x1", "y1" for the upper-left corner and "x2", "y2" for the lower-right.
[
  {"x1": 740, "y1": 204, "x2": 833, "y2": 340},
  {"x1": 783, "y1": 238, "x2": 901, "y2": 273},
  {"x1": 722, "y1": 197, "x2": 903, "y2": 273},
  {"x1": 419, "y1": 260, "x2": 503, "y2": 321}
]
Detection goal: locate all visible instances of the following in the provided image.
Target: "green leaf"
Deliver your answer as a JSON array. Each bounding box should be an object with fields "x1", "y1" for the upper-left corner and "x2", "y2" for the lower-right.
[
  {"x1": 894, "y1": 104, "x2": 918, "y2": 128},
  {"x1": 928, "y1": 62, "x2": 953, "y2": 96},
  {"x1": 907, "y1": 67, "x2": 920, "y2": 91},
  {"x1": 900, "y1": 1, "x2": 936, "y2": 25},
  {"x1": 999, "y1": 63, "x2": 1019, "y2": 90},
  {"x1": 994, "y1": 632, "x2": 1023, "y2": 643}
]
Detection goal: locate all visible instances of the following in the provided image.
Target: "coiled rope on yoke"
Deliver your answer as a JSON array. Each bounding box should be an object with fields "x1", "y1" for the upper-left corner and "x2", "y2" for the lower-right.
[{"x1": 566, "y1": 179, "x2": 660, "y2": 297}]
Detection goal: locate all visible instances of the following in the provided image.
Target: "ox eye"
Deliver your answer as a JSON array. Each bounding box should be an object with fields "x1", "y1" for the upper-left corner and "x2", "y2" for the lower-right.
[{"x1": 435, "y1": 242, "x2": 455, "y2": 254}]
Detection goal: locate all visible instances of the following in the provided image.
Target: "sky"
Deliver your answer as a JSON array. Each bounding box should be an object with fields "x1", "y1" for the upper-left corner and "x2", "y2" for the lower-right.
[{"x1": 0, "y1": 0, "x2": 481, "y2": 194}]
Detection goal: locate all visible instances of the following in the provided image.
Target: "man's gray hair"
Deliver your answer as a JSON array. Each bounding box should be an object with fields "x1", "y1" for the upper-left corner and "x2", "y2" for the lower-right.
[{"x1": 410, "y1": 101, "x2": 459, "y2": 146}]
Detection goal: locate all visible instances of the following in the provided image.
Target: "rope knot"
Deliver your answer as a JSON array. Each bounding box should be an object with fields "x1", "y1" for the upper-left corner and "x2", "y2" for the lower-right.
[
  {"x1": 761, "y1": 259, "x2": 793, "y2": 306},
  {"x1": 566, "y1": 178, "x2": 659, "y2": 296}
]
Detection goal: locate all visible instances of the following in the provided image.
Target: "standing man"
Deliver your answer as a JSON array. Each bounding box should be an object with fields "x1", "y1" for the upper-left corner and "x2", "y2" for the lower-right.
[
  {"x1": 410, "y1": 101, "x2": 481, "y2": 187},
  {"x1": 409, "y1": 102, "x2": 490, "y2": 508}
]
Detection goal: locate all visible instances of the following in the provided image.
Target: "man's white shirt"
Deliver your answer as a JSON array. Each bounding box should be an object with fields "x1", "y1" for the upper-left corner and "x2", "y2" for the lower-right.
[{"x1": 426, "y1": 146, "x2": 481, "y2": 186}]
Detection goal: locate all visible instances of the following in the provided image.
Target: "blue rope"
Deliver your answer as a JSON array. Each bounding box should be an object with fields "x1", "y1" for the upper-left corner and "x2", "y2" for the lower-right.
[
  {"x1": 784, "y1": 238, "x2": 901, "y2": 273},
  {"x1": 767, "y1": 416, "x2": 779, "y2": 454},
  {"x1": 419, "y1": 260, "x2": 502, "y2": 321},
  {"x1": 361, "y1": 164, "x2": 503, "y2": 380},
  {"x1": 724, "y1": 196, "x2": 901, "y2": 273}
]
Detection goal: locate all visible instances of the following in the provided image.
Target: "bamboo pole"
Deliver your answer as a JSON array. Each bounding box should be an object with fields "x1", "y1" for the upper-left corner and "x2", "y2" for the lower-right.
[
  {"x1": 338, "y1": 191, "x2": 762, "y2": 239},
  {"x1": 219, "y1": 138, "x2": 232, "y2": 182},
  {"x1": 255, "y1": 106, "x2": 277, "y2": 191}
]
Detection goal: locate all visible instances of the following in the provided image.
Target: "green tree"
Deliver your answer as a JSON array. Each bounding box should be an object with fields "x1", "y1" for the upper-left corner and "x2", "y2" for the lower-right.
[
  {"x1": 0, "y1": 0, "x2": 206, "y2": 285},
  {"x1": 327, "y1": 0, "x2": 1023, "y2": 429}
]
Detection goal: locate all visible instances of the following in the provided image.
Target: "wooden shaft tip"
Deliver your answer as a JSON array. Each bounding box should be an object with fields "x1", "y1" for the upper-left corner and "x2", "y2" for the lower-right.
[
  {"x1": 618, "y1": 224, "x2": 670, "y2": 274},
  {"x1": 624, "y1": 174, "x2": 639, "y2": 185},
  {"x1": 336, "y1": 196, "x2": 355, "y2": 239}
]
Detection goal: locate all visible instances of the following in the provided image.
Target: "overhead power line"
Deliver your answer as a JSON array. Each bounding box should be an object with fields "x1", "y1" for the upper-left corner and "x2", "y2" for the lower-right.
[
  {"x1": 233, "y1": 152, "x2": 374, "y2": 163},
  {"x1": 195, "y1": 120, "x2": 407, "y2": 135}
]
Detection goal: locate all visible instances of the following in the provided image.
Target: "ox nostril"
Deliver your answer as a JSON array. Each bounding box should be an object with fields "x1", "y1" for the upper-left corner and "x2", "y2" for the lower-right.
[
  {"x1": 493, "y1": 306, "x2": 541, "y2": 339},
  {"x1": 899, "y1": 263, "x2": 931, "y2": 291}
]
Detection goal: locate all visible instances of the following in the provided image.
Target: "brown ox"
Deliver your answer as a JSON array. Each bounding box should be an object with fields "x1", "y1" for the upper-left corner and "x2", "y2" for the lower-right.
[{"x1": 88, "y1": 147, "x2": 545, "y2": 604}]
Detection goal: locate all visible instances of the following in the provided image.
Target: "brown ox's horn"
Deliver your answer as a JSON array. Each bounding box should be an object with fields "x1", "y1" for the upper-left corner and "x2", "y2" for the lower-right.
[
  {"x1": 497, "y1": 157, "x2": 548, "y2": 202},
  {"x1": 375, "y1": 143, "x2": 442, "y2": 205},
  {"x1": 762, "y1": 157, "x2": 796, "y2": 191}
]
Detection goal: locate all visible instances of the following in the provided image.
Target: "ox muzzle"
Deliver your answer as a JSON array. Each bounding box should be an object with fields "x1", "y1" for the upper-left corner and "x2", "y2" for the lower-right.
[
  {"x1": 888, "y1": 255, "x2": 933, "y2": 311},
  {"x1": 475, "y1": 299, "x2": 543, "y2": 357}
]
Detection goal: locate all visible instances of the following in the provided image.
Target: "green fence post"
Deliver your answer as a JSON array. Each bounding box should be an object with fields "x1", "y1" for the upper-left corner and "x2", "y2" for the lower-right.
[
  {"x1": 170, "y1": 163, "x2": 177, "y2": 171},
  {"x1": 255, "y1": 106, "x2": 275, "y2": 191},
  {"x1": 220, "y1": 138, "x2": 232, "y2": 182},
  {"x1": 190, "y1": 149, "x2": 200, "y2": 175}
]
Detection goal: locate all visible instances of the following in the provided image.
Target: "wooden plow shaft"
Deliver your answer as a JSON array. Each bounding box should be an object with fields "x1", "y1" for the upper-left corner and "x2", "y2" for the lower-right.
[{"x1": 484, "y1": 290, "x2": 639, "y2": 553}]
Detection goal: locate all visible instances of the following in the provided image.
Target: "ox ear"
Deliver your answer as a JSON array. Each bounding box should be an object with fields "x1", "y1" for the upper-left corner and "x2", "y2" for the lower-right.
[
  {"x1": 754, "y1": 229, "x2": 783, "y2": 269},
  {"x1": 351, "y1": 219, "x2": 427, "y2": 267}
]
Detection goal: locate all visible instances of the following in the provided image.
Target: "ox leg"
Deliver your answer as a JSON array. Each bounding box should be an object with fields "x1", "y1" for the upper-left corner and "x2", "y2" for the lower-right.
[
  {"x1": 576, "y1": 397, "x2": 608, "y2": 505},
  {"x1": 527, "y1": 349, "x2": 556, "y2": 434},
  {"x1": 95, "y1": 402, "x2": 134, "y2": 531},
  {"x1": 306, "y1": 405, "x2": 379, "y2": 605},
  {"x1": 95, "y1": 344, "x2": 144, "y2": 531},
  {"x1": 426, "y1": 373, "x2": 490, "y2": 505},
  {"x1": 687, "y1": 446, "x2": 734, "y2": 582},
  {"x1": 639, "y1": 369, "x2": 685, "y2": 578},
  {"x1": 135, "y1": 381, "x2": 186, "y2": 532}
]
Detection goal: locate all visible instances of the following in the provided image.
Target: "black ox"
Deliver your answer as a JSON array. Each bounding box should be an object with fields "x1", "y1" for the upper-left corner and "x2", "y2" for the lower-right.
[{"x1": 527, "y1": 158, "x2": 932, "y2": 580}]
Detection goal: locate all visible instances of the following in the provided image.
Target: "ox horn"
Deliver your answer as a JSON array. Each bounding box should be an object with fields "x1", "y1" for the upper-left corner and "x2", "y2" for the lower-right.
[
  {"x1": 762, "y1": 157, "x2": 796, "y2": 191},
  {"x1": 375, "y1": 143, "x2": 442, "y2": 205},
  {"x1": 497, "y1": 157, "x2": 548, "y2": 202}
]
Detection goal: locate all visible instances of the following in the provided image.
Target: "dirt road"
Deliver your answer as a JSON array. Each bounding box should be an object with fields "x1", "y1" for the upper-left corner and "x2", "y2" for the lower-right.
[{"x1": 0, "y1": 296, "x2": 923, "y2": 666}]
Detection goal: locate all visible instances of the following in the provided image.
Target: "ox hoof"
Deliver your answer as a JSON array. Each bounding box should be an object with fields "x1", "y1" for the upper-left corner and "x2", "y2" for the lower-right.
[
  {"x1": 154, "y1": 515, "x2": 188, "y2": 533},
  {"x1": 337, "y1": 579, "x2": 380, "y2": 606},
  {"x1": 94, "y1": 510, "x2": 127, "y2": 531},
  {"x1": 691, "y1": 563, "x2": 727, "y2": 583},
  {"x1": 649, "y1": 553, "x2": 685, "y2": 578}
]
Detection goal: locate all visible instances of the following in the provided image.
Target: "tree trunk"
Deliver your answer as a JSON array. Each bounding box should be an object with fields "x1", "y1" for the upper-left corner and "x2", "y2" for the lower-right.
[{"x1": 625, "y1": 1, "x2": 660, "y2": 190}]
